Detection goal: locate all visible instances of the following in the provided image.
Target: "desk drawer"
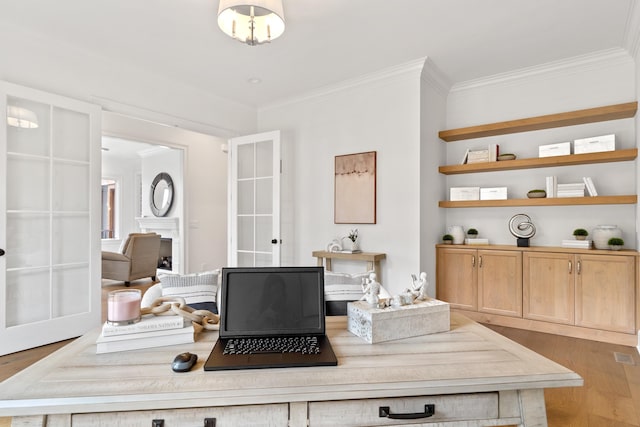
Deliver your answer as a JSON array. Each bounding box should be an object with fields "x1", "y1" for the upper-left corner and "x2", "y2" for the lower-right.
[
  {"x1": 308, "y1": 392, "x2": 498, "y2": 426},
  {"x1": 72, "y1": 403, "x2": 289, "y2": 427}
]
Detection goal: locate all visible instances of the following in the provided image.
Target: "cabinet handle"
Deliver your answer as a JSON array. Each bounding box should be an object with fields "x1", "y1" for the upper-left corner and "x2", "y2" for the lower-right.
[
  {"x1": 379, "y1": 404, "x2": 435, "y2": 420},
  {"x1": 0, "y1": 248, "x2": 4, "y2": 256},
  {"x1": 479, "y1": 256, "x2": 483, "y2": 268},
  {"x1": 472, "y1": 256, "x2": 475, "y2": 267},
  {"x1": 577, "y1": 260, "x2": 581, "y2": 275},
  {"x1": 568, "y1": 260, "x2": 572, "y2": 274},
  {"x1": 152, "y1": 421, "x2": 164, "y2": 427}
]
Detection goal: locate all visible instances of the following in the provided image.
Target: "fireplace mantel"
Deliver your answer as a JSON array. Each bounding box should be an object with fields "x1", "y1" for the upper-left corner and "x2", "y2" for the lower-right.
[{"x1": 136, "y1": 216, "x2": 182, "y2": 273}]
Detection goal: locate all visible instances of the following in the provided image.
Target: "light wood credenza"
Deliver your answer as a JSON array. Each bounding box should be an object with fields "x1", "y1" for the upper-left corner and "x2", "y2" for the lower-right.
[{"x1": 0, "y1": 313, "x2": 581, "y2": 426}]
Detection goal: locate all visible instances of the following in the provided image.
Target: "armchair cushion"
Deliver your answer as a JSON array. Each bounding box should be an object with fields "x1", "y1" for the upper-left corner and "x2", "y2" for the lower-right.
[{"x1": 159, "y1": 270, "x2": 220, "y2": 314}]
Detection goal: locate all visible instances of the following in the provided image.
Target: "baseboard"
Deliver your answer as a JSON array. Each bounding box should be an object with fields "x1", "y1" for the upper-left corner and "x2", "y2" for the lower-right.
[{"x1": 453, "y1": 309, "x2": 638, "y2": 347}]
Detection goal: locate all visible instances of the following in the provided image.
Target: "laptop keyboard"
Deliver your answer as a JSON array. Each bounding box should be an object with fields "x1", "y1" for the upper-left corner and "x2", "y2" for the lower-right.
[{"x1": 223, "y1": 336, "x2": 321, "y2": 355}]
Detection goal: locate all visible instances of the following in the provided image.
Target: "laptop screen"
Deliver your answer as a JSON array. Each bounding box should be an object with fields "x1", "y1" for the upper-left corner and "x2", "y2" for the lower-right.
[{"x1": 219, "y1": 267, "x2": 325, "y2": 338}]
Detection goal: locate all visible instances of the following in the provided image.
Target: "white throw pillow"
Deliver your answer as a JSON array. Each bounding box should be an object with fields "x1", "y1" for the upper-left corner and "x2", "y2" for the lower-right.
[{"x1": 160, "y1": 270, "x2": 220, "y2": 313}]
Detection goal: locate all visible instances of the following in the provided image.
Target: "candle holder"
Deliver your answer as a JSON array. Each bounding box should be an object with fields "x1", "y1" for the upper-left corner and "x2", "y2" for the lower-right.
[{"x1": 107, "y1": 289, "x2": 142, "y2": 326}]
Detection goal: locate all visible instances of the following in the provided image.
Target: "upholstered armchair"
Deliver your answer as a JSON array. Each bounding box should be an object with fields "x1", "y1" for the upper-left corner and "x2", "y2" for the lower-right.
[{"x1": 102, "y1": 233, "x2": 161, "y2": 285}]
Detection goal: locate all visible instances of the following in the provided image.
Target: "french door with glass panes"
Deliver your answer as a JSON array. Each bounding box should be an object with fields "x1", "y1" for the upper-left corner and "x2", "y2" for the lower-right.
[
  {"x1": 0, "y1": 81, "x2": 101, "y2": 355},
  {"x1": 228, "y1": 131, "x2": 281, "y2": 267}
]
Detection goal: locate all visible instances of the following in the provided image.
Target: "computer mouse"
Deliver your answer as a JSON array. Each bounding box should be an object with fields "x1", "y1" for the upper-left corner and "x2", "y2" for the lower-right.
[{"x1": 171, "y1": 352, "x2": 197, "y2": 372}]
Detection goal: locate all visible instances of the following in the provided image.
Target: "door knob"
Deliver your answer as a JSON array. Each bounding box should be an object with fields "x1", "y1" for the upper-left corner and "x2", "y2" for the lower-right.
[
  {"x1": 0, "y1": 248, "x2": 4, "y2": 256},
  {"x1": 271, "y1": 239, "x2": 278, "y2": 244}
]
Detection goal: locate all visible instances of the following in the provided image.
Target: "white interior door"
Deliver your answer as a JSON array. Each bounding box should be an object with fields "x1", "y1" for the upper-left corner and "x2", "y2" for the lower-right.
[
  {"x1": 228, "y1": 131, "x2": 281, "y2": 267},
  {"x1": 0, "y1": 81, "x2": 101, "y2": 355}
]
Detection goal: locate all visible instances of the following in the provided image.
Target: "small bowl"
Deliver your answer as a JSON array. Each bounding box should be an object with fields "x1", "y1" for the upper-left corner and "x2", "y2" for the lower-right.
[
  {"x1": 527, "y1": 190, "x2": 546, "y2": 198},
  {"x1": 498, "y1": 153, "x2": 516, "y2": 161}
]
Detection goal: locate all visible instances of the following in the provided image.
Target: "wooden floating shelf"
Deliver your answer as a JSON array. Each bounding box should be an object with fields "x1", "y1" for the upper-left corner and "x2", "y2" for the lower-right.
[
  {"x1": 439, "y1": 195, "x2": 637, "y2": 208},
  {"x1": 439, "y1": 102, "x2": 638, "y2": 142},
  {"x1": 439, "y1": 148, "x2": 638, "y2": 175}
]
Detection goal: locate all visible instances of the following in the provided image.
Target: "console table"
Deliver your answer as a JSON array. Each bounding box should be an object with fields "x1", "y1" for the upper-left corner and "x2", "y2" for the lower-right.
[
  {"x1": 312, "y1": 250, "x2": 386, "y2": 281},
  {"x1": 0, "y1": 313, "x2": 581, "y2": 426}
]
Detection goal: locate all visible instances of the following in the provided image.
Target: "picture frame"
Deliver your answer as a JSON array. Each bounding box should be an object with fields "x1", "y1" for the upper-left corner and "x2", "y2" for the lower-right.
[{"x1": 334, "y1": 151, "x2": 376, "y2": 224}]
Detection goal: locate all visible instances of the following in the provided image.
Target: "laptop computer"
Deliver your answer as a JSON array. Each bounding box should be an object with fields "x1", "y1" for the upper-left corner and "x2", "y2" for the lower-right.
[{"x1": 204, "y1": 266, "x2": 338, "y2": 371}]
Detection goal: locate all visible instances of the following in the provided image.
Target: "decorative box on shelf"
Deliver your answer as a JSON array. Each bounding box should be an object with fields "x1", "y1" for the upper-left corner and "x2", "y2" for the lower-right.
[{"x1": 347, "y1": 299, "x2": 450, "y2": 344}]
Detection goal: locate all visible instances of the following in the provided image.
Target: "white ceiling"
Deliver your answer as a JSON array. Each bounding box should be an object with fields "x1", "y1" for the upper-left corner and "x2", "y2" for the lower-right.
[{"x1": 1, "y1": 0, "x2": 636, "y2": 109}]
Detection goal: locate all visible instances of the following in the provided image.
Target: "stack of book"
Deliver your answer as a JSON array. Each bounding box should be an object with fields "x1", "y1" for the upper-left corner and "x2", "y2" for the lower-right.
[
  {"x1": 96, "y1": 315, "x2": 197, "y2": 354},
  {"x1": 561, "y1": 239, "x2": 592, "y2": 249},
  {"x1": 461, "y1": 144, "x2": 499, "y2": 164},
  {"x1": 556, "y1": 183, "x2": 585, "y2": 198}
]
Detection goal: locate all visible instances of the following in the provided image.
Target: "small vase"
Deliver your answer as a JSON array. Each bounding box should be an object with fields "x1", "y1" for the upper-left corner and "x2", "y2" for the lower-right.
[
  {"x1": 592, "y1": 225, "x2": 622, "y2": 250},
  {"x1": 448, "y1": 226, "x2": 465, "y2": 245}
]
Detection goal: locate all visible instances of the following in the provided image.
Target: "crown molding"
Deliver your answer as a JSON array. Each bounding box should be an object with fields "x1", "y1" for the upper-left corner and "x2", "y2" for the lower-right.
[
  {"x1": 450, "y1": 47, "x2": 633, "y2": 93},
  {"x1": 623, "y1": 0, "x2": 640, "y2": 59},
  {"x1": 420, "y1": 58, "x2": 451, "y2": 97},
  {"x1": 260, "y1": 58, "x2": 427, "y2": 112}
]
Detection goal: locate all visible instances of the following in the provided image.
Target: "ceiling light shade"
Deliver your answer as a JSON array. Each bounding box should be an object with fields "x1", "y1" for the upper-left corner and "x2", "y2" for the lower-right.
[
  {"x1": 218, "y1": 0, "x2": 285, "y2": 46},
  {"x1": 7, "y1": 106, "x2": 39, "y2": 129}
]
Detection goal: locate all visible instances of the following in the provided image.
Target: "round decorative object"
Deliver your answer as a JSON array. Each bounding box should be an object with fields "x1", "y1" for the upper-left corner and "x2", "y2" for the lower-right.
[
  {"x1": 592, "y1": 225, "x2": 621, "y2": 250},
  {"x1": 509, "y1": 214, "x2": 536, "y2": 239},
  {"x1": 150, "y1": 172, "x2": 174, "y2": 217},
  {"x1": 498, "y1": 153, "x2": 516, "y2": 161},
  {"x1": 527, "y1": 190, "x2": 546, "y2": 199}
]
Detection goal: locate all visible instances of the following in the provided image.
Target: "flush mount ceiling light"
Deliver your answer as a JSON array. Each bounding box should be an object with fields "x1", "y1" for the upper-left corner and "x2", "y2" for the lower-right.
[
  {"x1": 217, "y1": 0, "x2": 285, "y2": 46},
  {"x1": 7, "y1": 105, "x2": 39, "y2": 129}
]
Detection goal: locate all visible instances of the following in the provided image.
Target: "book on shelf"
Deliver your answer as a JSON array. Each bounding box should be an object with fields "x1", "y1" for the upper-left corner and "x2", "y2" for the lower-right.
[
  {"x1": 334, "y1": 249, "x2": 362, "y2": 254},
  {"x1": 545, "y1": 176, "x2": 557, "y2": 198},
  {"x1": 460, "y1": 148, "x2": 470, "y2": 165},
  {"x1": 556, "y1": 182, "x2": 585, "y2": 198},
  {"x1": 101, "y1": 315, "x2": 188, "y2": 337},
  {"x1": 96, "y1": 323, "x2": 200, "y2": 354},
  {"x1": 465, "y1": 144, "x2": 499, "y2": 164},
  {"x1": 583, "y1": 177, "x2": 598, "y2": 196},
  {"x1": 561, "y1": 239, "x2": 592, "y2": 249}
]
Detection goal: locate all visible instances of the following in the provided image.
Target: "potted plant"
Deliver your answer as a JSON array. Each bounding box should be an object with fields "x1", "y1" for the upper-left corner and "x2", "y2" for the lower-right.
[
  {"x1": 608, "y1": 237, "x2": 624, "y2": 250},
  {"x1": 572, "y1": 228, "x2": 589, "y2": 240},
  {"x1": 467, "y1": 228, "x2": 479, "y2": 238},
  {"x1": 442, "y1": 234, "x2": 454, "y2": 244},
  {"x1": 346, "y1": 229, "x2": 359, "y2": 251}
]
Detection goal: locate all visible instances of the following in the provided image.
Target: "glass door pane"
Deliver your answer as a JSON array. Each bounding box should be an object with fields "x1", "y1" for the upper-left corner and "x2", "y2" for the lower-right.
[{"x1": 228, "y1": 131, "x2": 280, "y2": 267}]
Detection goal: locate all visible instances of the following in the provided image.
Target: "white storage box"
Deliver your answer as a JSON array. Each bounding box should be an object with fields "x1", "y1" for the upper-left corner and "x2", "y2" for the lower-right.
[
  {"x1": 450, "y1": 187, "x2": 480, "y2": 201},
  {"x1": 480, "y1": 187, "x2": 507, "y2": 200},
  {"x1": 347, "y1": 299, "x2": 450, "y2": 344},
  {"x1": 574, "y1": 134, "x2": 615, "y2": 154},
  {"x1": 539, "y1": 142, "x2": 571, "y2": 157}
]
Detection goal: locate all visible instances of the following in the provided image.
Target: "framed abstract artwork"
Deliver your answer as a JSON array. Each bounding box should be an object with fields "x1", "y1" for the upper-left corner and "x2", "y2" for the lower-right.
[{"x1": 334, "y1": 151, "x2": 376, "y2": 224}]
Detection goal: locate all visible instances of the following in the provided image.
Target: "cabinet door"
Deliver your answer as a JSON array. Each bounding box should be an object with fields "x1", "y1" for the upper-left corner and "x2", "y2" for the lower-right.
[
  {"x1": 575, "y1": 254, "x2": 635, "y2": 333},
  {"x1": 436, "y1": 247, "x2": 477, "y2": 310},
  {"x1": 478, "y1": 250, "x2": 522, "y2": 317},
  {"x1": 523, "y1": 252, "x2": 574, "y2": 325}
]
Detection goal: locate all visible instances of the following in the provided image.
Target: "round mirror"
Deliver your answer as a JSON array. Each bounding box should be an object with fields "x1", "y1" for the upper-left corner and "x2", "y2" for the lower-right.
[{"x1": 150, "y1": 172, "x2": 174, "y2": 217}]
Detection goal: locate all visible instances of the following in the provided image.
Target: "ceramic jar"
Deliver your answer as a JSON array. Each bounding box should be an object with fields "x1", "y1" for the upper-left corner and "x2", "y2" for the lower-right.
[
  {"x1": 592, "y1": 225, "x2": 622, "y2": 250},
  {"x1": 448, "y1": 225, "x2": 465, "y2": 245}
]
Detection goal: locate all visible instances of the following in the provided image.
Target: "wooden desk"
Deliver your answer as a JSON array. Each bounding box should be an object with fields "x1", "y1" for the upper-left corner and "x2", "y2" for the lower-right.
[
  {"x1": 0, "y1": 313, "x2": 581, "y2": 426},
  {"x1": 312, "y1": 250, "x2": 386, "y2": 280}
]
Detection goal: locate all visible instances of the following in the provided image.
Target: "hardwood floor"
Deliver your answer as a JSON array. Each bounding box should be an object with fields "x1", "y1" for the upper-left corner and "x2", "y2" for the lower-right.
[{"x1": 0, "y1": 293, "x2": 638, "y2": 426}]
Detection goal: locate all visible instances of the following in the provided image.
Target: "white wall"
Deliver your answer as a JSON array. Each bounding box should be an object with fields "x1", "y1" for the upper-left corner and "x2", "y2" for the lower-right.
[
  {"x1": 419, "y1": 61, "x2": 450, "y2": 296},
  {"x1": 443, "y1": 49, "x2": 637, "y2": 248},
  {"x1": 258, "y1": 61, "x2": 425, "y2": 295}
]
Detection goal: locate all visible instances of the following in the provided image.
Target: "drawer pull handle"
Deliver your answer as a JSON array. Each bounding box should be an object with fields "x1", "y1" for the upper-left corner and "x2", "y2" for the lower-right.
[
  {"x1": 204, "y1": 418, "x2": 216, "y2": 427},
  {"x1": 152, "y1": 421, "x2": 164, "y2": 427},
  {"x1": 379, "y1": 404, "x2": 435, "y2": 420}
]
